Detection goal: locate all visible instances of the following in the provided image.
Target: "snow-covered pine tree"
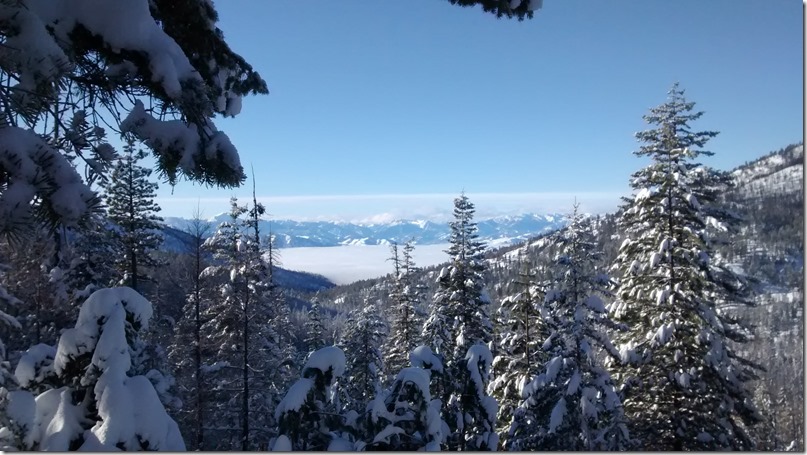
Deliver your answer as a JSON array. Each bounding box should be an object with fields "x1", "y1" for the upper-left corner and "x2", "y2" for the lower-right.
[
  {"x1": 304, "y1": 300, "x2": 328, "y2": 354},
  {"x1": 510, "y1": 205, "x2": 628, "y2": 451},
  {"x1": 0, "y1": 228, "x2": 71, "y2": 349},
  {"x1": 366, "y1": 362, "x2": 446, "y2": 451},
  {"x1": 444, "y1": 193, "x2": 493, "y2": 359},
  {"x1": 101, "y1": 142, "x2": 164, "y2": 293},
  {"x1": 423, "y1": 192, "x2": 494, "y2": 450},
  {"x1": 0, "y1": 261, "x2": 23, "y2": 450},
  {"x1": 384, "y1": 240, "x2": 424, "y2": 383},
  {"x1": 62, "y1": 214, "x2": 118, "y2": 306},
  {"x1": 197, "y1": 198, "x2": 249, "y2": 449},
  {"x1": 262, "y1": 229, "x2": 300, "y2": 420},
  {"x1": 8, "y1": 287, "x2": 185, "y2": 450},
  {"x1": 609, "y1": 84, "x2": 760, "y2": 450},
  {"x1": 197, "y1": 196, "x2": 277, "y2": 449},
  {"x1": 243, "y1": 187, "x2": 299, "y2": 448},
  {"x1": 167, "y1": 210, "x2": 211, "y2": 450},
  {"x1": 489, "y1": 257, "x2": 549, "y2": 447},
  {"x1": 457, "y1": 343, "x2": 498, "y2": 450},
  {"x1": 273, "y1": 346, "x2": 348, "y2": 451},
  {"x1": 0, "y1": 0, "x2": 267, "y2": 238},
  {"x1": 339, "y1": 303, "x2": 388, "y2": 440}
]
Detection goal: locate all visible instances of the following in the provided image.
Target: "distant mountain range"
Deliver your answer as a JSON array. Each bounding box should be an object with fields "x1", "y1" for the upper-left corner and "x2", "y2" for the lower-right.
[{"x1": 161, "y1": 213, "x2": 570, "y2": 248}]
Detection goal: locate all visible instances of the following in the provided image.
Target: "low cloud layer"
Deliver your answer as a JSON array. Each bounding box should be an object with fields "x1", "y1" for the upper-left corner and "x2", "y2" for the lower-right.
[{"x1": 156, "y1": 191, "x2": 626, "y2": 222}]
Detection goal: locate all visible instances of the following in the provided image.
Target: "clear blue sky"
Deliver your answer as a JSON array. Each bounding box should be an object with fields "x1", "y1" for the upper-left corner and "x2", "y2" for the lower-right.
[{"x1": 155, "y1": 0, "x2": 803, "y2": 220}]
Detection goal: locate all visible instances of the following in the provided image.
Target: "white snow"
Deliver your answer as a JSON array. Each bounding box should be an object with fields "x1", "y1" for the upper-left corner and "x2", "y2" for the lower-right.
[
  {"x1": 548, "y1": 397, "x2": 566, "y2": 433},
  {"x1": 372, "y1": 424, "x2": 406, "y2": 444},
  {"x1": 635, "y1": 187, "x2": 653, "y2": 202},
  {"x1": 271, "y1": 434, "x2": 292, "y2": 451},
  {"x1": 14, "y1": 344, "x2": 55, "y2": 389},
  {"x1": 528, "y1": 0, "x2": 543, "y2": 10},
  {"x1": 410, "y1": 345, "x2": 444, "y2": 374},
  {"x1": 303, "y1": 346, "x2": 346, "y2": 380},
  {"x1": 327, "y1": 437, "x2": 355, "y2": 451},
  {"x1": 566, "y1": 371, "x2": 581, "y2": 395},
  {"x1": 274, "y1": 378, "x2": 314, "y2": 421},
  {"x1": 545, "y1": 355, "x2": 563, "y2": 382},
  {"x1": 90, "y1": 375, "x2": 185, "y2": 450},
  {"x1": 580, "y1": 391, "x2": 598, "y2": 420},
  {"x1": 26, "y1": 388, "x2": 84, "y2": 450},
  {"x1": 676, "y1": 371, "x2": 691, "y2": 388},
  {"x1": 584, "y1": 295, "x2": 606, "y2": 313},
  {"x1": 6, "y1": 390, "x2": 35, "y2": 436},
  {"x1": 0, "y1": 126, "x2": 94, "y2": 231},
  {"x1": 395, "y1": 367, "x2": 432, "y2": 400},
  {"x1": 121, "y1": 100, "x2": 242, "y2": 180},
  {"x1": 27, "y1": 0, "x2": 200, "y2": 98},
  {"x1": 697, "y1": 431, "x2": 714, "y2": 443},
  {"x1": 26, "y1": 288, "x2": 185, "y2": 451},
  {"x1": 654, "y1": 322, "x2": 675, "y2": 346},
  {"x1": 649, "y1": 252, "x2": 662, "y2": 268},
  {"x1": 465, "y1": 344, "x2": 493, "y2": 399}
]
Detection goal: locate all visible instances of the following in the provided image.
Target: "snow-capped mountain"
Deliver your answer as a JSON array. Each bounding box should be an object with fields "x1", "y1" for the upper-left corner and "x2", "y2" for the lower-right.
[{"x1": 161, "y1": 213, "x2": 568, "y2": 248}]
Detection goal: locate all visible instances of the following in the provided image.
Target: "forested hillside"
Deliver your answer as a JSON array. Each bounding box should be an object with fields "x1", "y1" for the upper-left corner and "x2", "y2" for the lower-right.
[
  {"x1": 296, "y1": 142, "x2": 804, "y2": 450},
  {"x1": 1, "y1": 112, "x2": 802, "y2": 451}
]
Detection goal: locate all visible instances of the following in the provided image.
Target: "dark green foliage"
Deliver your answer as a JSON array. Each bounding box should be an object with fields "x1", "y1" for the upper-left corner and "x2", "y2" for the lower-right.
[
  {"x1": 510, "y1": 207, "x2": 628, "y2": 450},
  {"x1": 489, "y1": 259, "x2": 549, "y2": 446},
  {"x1": 339, "y1": 303, "x2": 387, "y2": 428},
  {"x1": 448, "y1": 0, "x2": 538, "y2": 20},
  {"x1": 383, "y1": 241, "x2": 424, "y2": 382},
  {"x1": 423, "y1": 193, "x2": 493, "y2": 450},
  {"x1": 610, "y1": 84, "x2": 761, "y2": 450},
  {"x1": 101, "y1": 143, "x2": 164, "y2": 293}
]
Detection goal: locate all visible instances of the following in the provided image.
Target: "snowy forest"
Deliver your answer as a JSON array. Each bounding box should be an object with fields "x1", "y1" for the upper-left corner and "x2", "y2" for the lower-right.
[{"x1": 0, "y1": 0, "x2": 803, "y2": 451}]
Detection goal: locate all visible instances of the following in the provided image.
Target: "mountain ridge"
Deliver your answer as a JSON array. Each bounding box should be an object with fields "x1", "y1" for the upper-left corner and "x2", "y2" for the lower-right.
[{"x1": 161, "y1": 212, "x2": 570, "y2": 248}]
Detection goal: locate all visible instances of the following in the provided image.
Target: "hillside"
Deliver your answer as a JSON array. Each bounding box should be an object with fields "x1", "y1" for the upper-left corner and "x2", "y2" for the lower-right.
[{"x1": 298, "y1": 143, "x2": 804, "y2": 449}]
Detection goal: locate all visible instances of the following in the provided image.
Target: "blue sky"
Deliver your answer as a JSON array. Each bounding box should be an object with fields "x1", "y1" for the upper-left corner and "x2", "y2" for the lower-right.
[{"x1": 155, "y1": 0, "x2": 803, "y2": 220}]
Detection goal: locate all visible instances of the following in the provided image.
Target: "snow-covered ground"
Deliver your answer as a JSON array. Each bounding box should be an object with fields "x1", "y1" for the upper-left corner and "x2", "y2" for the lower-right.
[{"x1": 278, "y1": 244, "x2": 451, "y2": 285}]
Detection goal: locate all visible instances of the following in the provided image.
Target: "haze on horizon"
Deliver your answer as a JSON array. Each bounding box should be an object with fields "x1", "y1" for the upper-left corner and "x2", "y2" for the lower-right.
[{"x1": 156, "y1": 191, "x2": 625, "y2": 222}]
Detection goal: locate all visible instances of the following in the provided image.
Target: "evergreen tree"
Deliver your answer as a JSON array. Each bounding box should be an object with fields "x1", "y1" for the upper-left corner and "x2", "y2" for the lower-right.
[
  {"x1": 339, "y1": 302, "x2": 388, "y2": 439},
  {"x1": 0, "y1": 228, "x2": 68, "y2": 349},
  {"x1": 167, "y1": 209, "x2": 211, "y2": 450},
  {"x1": 0, "y1": 259, "x2": 23, "y2": 451},
  {"x1": 198, "y1": 197, "x2": 275, "y2": 449},
  {"x1": 102, "y1": 142, "x2": 164, "y2": 293},
  {"x1": 62, "y1": 214, "x2": 118, "y2": 306},
  {"x1": 367, "y1": 364, "x2": 446, "y2": 451},
  {"x1": 422, "y1": 192, "x2": 493, "y2": 449},
  {"x1": 0, "y1": 0, "x2": 267, "y2": 237},
  {"x1": 448, "y1": 0, "x2": 541, "y2": 20},
  {"x1": 609, "y1": 84, "x2": 761, "y2": 450},
  {"x1": 274, "y1": 346, "x2": 348, "y2": 451},
  {"x1": 304, "y1": 300, "x2": 328, "y2": 354},
  {"x1": 489, "y1": 258, "x2": 549, "y2": 447},
  {"x1": 262, "y1": 229, "x2": 300, "y2": 430},
  {"x1": 8, "y1": 287, "x2": 185, "y2": 450},
  {"x1": 384, "y1": 240, "x2": 424, "y2": 382},
  {"x1": 510, "y1": 206, "x2": 628, "y2": 451},
  {"x1": 457, "y1": 343, "x2": 498, "y2": 450}
]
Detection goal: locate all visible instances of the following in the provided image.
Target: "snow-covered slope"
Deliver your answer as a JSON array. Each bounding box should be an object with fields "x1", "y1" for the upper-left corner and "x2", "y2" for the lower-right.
[{"x1": 731, "y1": 143, "x2": 803, "y2": 198}]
